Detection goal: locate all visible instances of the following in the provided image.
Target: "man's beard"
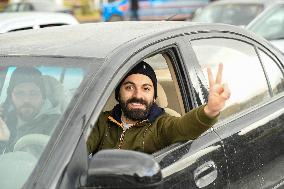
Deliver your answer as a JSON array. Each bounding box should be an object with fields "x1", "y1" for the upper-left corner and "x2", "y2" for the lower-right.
[
  {"x1": 120, "y1": 97, "x2": 153, "y2": 122},
  {"x1": 16, "y1": 103, "x2": 39, "y2": 121}
]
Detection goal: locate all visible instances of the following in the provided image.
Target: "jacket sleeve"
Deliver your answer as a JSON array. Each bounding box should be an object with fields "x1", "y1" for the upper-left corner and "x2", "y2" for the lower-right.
[
  {"x1": 156, "y1": 105, "x2": 218, "y2": 146},
  {"x1": 86, "y1": 112, "x2": 108, "y2": 154},
  {"x1": 86, "y1": 123, "x2": 99, "y2": 154}
]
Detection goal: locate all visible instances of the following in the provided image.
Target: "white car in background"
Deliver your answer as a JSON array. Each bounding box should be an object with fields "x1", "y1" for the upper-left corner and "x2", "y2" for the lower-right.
[
  {"x1": 247, "y1": 1, "x2": 284, "y2": 53},
  {"x1": 191, "y1": 0, "x2": 276, "y2": 26},
  {"x1": 0, "y1": 12, "x2": 79, "y2": 34},
  {"x1": 3, "y1": 0, "x2": 73, "y2": 15}
]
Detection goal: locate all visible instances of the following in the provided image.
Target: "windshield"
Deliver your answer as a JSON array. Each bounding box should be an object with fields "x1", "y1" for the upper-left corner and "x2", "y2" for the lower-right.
[
  {"x1": 192, "y1": 3, "x2": 263, "y2": 26},
  {"x1": 248, "y1": 4, "x2": 284, "y2": 40},
  {"x1": 0, "y1": 56, "x2": 99, "y2": 189}
]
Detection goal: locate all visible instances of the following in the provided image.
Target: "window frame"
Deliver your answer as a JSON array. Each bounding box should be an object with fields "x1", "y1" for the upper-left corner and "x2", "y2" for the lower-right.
[
  {"x1": 256, "y1": 47, "x2": 284, "y2": 98},
  {"x1": 80, "y1": 36, "x2": 201, "y2": 162}
]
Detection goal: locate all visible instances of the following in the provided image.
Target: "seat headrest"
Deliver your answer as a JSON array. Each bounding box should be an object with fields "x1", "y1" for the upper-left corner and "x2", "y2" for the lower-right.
[
  {"x1": 103, "y1": 91, "x2": 117, "y2": 112},
  {"x1": 42, "y1": 75, "x2": 71, "y2": 112},
  {"x1": 156, "y1": 83, "x2": 168, "y2": 108}
]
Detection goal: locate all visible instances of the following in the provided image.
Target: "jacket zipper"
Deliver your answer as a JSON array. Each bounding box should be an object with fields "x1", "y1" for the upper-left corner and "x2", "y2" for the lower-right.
[
  {"x1": 117, "y1": 129, "x2": 127, "y2": 149},
  {"x1": 108, "y1": 116, "x2": 148, "y2": 149}
]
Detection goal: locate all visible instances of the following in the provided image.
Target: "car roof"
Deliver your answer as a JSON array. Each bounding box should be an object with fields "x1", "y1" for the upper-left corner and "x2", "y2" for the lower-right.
[
  {"x1": 0, "y1": 21, "x2": 259, "y2": 59},
  {"x1": 0, "y1": 12, "x2": 78, "y2": 33}
]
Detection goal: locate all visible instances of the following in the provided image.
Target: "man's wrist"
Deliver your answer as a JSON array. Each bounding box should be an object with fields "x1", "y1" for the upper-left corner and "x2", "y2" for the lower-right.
[{"x1": 204, "y1": 105, "x2": 219, "y2": 118}]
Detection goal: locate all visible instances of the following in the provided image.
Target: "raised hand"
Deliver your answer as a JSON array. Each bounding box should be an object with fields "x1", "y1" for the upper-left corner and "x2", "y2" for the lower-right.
[
  {"x1": 204, "y1": 63, "x2": 231, "y2": 118},
  {"x1": 0, "y1": 105, "x2": 10, "y2": 141}
]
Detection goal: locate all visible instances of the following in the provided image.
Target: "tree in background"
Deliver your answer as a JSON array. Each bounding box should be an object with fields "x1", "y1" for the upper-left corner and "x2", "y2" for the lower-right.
[{"x1": 0, "y1": 0, "x2": 8, "y2": 11}]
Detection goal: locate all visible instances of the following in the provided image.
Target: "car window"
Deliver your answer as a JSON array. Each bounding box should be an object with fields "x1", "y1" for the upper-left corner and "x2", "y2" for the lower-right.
[
  {"x1": 3, "y1": 3, "x2": 20, "y2": 12},
  {"x1": 192, "y1": 3, "x2": 263, "y2": 26},
  {"x1": 258, "y1": 49, "x2": 284, "y2": 95},
  {"x1": 8, "y1": 27, "x2": 34, "y2": 33},
  {"x1": 94, "y1": 50, "x2": 186, "y2": 157},
  {"x1": 102, "y1": 52, "x2": 184, "y2": 116},
  {"x1": 248, "y1": 4, "x2": 284, "y2": 40},
  {"x1": 0, "y1": 57, "x2": 98, "y2": 189},
  {"x1": 191, "y1": 38, "x2": 270, "y2": 120},
  {"x1": 20, "y1": 3, "x2": 33, "y2": 11},
  {"x1": 40, "y1": 23, "x2": 68, "y2": 28}
]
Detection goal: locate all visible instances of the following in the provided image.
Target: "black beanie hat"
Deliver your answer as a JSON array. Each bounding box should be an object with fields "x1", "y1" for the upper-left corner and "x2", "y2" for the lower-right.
[
  {"x1": 115, "y1": 61, "x2": 157, "y2": 101},
  {"x1": 7, "y1": 67, "x2": 46, "y2": 99}
]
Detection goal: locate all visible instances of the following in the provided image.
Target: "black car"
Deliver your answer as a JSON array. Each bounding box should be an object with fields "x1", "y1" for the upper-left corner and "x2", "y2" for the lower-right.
[{"x1": 0, "y1": 21, "x2": 283, "y2": 189}]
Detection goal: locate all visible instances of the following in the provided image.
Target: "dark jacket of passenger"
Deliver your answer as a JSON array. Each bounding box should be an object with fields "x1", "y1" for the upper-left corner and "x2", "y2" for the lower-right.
[{"x1": 2, "y1": 100, "x2": 61, "y2": 152}]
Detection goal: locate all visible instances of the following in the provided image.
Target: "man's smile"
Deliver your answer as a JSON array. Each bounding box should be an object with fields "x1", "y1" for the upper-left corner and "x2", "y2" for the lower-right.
[{"x1": 128, "y1": 102, "x2": 146, "y2": 109}]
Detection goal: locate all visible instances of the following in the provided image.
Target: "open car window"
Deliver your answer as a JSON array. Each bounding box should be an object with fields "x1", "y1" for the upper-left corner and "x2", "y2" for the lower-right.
[{"x1": 102, "y1": 51, "x2": 184, "y2": 121}]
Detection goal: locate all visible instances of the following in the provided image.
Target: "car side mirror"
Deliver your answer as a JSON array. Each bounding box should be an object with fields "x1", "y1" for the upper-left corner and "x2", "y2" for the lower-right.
[{"x1": 80, "y1": 149, "x2": 162, "y2": 188}]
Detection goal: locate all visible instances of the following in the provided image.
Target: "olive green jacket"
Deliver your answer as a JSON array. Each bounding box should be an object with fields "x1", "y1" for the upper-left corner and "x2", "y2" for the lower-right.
[{"x1": 87, "y1": 104, "x2": 218, "y2": 154}]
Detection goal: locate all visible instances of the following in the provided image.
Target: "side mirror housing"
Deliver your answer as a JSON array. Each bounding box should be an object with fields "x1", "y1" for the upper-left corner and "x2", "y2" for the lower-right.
[{"x1": 80, "y1": 149, "x2": 162, "y2": 188}]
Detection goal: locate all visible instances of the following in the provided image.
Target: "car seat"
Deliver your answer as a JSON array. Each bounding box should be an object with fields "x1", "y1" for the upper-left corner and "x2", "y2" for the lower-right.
[
  {"x1": 156, "y1": 83, "x2": 181, "y2": 117},
  {"x1": 42, "y1": 75, "x2": 71, "y2": 113}
]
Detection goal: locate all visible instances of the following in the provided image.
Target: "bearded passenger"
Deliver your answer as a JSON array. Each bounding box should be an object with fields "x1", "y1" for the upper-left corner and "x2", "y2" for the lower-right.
[
  {"x1": 0, "y1": 67, "x2": 61, "y2": 152},
  {"x1": 87, "y1": 61, "x2": 230, "y2": 154}
]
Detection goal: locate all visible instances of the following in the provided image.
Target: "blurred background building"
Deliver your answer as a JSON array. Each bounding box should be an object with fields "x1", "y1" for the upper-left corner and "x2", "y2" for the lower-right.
[{"x1": 0, "y1": 0, "x2": 219, "y2": 23}]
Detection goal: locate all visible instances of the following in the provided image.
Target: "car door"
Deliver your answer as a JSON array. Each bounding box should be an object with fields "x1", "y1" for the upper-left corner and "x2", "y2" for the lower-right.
[
  {"x1": 53, "y1": 34, "x2": 229, "y2": 188},
  {"x1": 109, "y1": 36, "x2": 229, "y2": 188},
  {"x1": 187, "y1": 31, "x2": 284, "y2": 188},
  {"x1": 141, "y1": 46, "x2": 229, "y2": 188}
]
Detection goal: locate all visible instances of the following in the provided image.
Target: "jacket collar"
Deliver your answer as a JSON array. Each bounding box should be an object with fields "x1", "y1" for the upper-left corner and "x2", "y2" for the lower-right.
[{"x1": 110, "y1": 103, "x2": 165, "y2": 124}]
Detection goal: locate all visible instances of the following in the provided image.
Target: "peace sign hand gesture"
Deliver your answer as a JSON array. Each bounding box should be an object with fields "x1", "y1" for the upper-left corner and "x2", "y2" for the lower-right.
[{"x1": 204, "y1": 63, "x2": 231, "y2": 118}]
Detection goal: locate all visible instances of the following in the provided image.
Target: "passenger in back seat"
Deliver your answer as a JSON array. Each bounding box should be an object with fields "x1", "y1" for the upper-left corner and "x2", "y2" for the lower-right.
[
  {"x1": 87, "y1": 61, "x2": 230, "y2": 154},
  {"x1": 0, "y1": 67, "x2": 61, "y2": 152}
]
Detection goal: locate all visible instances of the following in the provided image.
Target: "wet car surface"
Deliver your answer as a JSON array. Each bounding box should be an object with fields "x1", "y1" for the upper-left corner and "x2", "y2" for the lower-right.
[{"x1": 0, "y1": 21, "x2": 283, "y2": 188}]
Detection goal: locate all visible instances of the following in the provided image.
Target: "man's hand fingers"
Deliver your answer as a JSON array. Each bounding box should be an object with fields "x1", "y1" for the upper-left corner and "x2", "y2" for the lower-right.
[
  {"x1": 215, "y1": 63, "x2": 223, "y2": 84},
  {"x1": 212, "y1": 84, "x2": 224, "y2": 94},
  {"x1": 207, "y1": 67, "x2": 214, "y2": 88},
  {"x1": 221, "y1": 83, "x2": 231, "y2": 100}
]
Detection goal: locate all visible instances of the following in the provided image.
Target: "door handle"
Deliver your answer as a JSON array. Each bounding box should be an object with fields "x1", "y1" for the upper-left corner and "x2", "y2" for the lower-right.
[{"x1": 194, "y1": 160, "x2": 218, "y2": 188}]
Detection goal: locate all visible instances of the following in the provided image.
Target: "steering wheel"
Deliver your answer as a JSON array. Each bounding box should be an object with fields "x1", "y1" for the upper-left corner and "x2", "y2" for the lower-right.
[{"x1": 13, "y1": 134, "x2": 50, "y2": 159}]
